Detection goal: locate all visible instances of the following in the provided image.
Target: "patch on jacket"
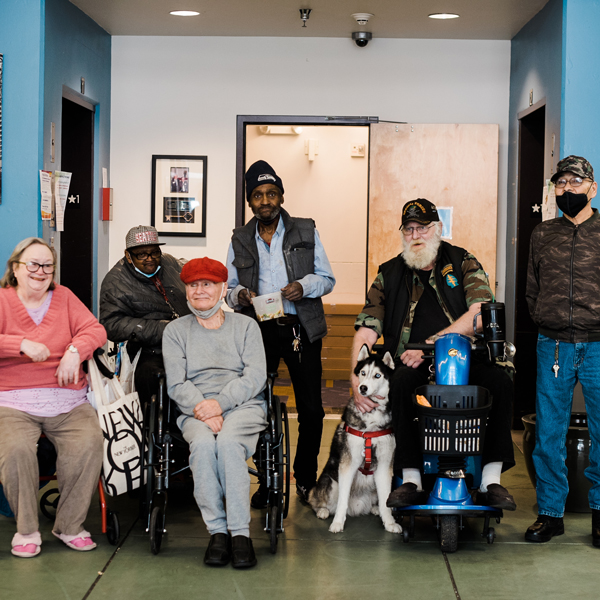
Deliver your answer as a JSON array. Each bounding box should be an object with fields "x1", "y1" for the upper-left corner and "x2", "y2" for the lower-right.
[
  {"x1": 446, "y1": 274, "x2": 459, "y2": 288},
  {"x1": 442, "y1": 264, "x2": 453, "y2": 277}
]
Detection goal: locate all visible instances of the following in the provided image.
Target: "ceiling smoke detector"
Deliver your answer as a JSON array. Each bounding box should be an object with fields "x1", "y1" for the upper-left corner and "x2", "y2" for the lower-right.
[{"x1": 352, "y1": 13, "x2": 373, "y2": 26}]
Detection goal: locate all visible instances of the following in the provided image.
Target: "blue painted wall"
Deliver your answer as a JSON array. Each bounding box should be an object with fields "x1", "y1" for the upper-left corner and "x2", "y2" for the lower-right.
[
  {"x1": 0, "y1": 0, "x2": 45, "y2": 264},
  {"x1": 43, "y1": 0, "x2": 111, "y2": 313},
  {"x1": 561, "y1": 0, "x2": 600, "y2": 211},
  {"x1": 505, "y1": 0, "x2": 563, "y2": 338}
]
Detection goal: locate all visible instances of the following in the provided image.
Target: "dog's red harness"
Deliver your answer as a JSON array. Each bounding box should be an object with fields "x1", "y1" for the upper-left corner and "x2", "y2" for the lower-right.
[{"x1": 344, "y1": 425, "x2": 394, "y2": 476}]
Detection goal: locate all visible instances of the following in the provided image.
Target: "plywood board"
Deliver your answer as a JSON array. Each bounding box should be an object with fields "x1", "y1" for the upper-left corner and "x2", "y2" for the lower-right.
[{"x1": 368, "y1": 123, "x2": 499, "y2": 294}]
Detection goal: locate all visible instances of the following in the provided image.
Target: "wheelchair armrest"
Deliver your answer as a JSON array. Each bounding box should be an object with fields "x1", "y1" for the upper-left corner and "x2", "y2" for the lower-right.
[{"x1": 87, "y1": 348, "x2": 114, "y2": 379}]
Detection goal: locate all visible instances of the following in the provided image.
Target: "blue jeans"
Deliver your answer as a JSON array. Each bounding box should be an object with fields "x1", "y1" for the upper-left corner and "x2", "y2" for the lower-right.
[{"x1": 533, "y1": 334, "x2": 600, "y2": 517}]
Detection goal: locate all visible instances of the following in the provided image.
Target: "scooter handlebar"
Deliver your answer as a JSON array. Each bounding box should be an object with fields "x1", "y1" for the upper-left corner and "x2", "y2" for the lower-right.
[{"x1": 405, "y1": 342, "x2": 483, "y2": 353}]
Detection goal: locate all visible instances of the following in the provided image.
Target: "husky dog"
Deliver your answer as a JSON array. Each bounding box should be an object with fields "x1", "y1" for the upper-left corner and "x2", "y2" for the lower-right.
[{"x1": 309, "y1": 345, "x2": 401, "y2": 534}]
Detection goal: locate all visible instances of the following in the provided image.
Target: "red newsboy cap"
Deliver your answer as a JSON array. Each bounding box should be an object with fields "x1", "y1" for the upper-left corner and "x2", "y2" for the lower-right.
[{"x1": 180, "y1": 257, "x2": 228, "y2": 284}]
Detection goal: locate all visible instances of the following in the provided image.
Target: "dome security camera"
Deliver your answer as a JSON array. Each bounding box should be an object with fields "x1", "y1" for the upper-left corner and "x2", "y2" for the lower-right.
[{"x1": 352, "y1": 31, "x2": 372, "y2": 47}]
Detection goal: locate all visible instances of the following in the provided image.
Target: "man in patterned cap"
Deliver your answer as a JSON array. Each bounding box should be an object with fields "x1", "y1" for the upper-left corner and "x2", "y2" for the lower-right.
[
  {"x1": 100, "y1": 225, "x2": 190, "y2": 406},
  {"x1": 352, "y1": 199, "x2": 516, "y2": 510},
  {"x1": 525, "y1": 155, "x2": 600, "y2": 545}
]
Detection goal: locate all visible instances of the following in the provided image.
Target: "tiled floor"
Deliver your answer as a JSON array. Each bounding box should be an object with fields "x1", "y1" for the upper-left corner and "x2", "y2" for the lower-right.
[{"x1": 3, "y1": 418, "x2": 600, "y2": 600}]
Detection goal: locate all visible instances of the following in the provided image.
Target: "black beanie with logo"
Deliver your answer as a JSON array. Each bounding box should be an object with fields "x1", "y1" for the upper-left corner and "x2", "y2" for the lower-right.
[{"x1": 245, "y1": 160, "x2": 284, "y2": 202}]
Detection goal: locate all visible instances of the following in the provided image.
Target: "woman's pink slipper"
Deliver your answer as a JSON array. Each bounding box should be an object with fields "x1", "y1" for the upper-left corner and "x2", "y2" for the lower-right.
[
  {"x1": 53, "y1": 529, "x2": 97, "y2": 551},
  {"x1": 11, "y1": 532, "x2": 42, "y2": 558}
]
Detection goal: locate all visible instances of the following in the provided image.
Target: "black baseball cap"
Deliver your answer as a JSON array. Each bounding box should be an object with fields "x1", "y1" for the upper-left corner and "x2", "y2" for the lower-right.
[{"x1": 401, "y1": 199, "x2": 440, "y2": 227}]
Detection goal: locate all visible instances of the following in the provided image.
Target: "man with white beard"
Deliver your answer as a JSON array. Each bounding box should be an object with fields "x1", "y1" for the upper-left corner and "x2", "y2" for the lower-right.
[{"x1": 351, "y1": 199, "x2": 516, "y2": 510}]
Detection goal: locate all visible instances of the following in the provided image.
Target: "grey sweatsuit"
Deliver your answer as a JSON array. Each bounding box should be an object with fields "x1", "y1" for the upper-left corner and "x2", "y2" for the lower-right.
[{"x1": 163, "y1": 312, "x2": 267, "y2": 536}]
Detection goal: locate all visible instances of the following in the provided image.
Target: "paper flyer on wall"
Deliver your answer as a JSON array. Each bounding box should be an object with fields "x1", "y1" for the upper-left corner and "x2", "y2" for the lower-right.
[
  {"x1": 54, "y1": 171, "x2": 72, "y2": 232},
  {"x1": 40, "y1": 170, "x2": 53, "y2": 220},
  {"x1": 542, "y1": 180, "x2": 556, "y2": 221}
]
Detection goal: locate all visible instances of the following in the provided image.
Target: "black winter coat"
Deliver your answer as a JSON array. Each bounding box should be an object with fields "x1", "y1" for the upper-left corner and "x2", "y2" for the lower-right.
[{"x1": 99, "y1": 254, "x2": 190, "y2": 350}]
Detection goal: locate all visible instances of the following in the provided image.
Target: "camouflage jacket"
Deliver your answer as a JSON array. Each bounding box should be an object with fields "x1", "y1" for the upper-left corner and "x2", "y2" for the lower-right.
[
  {"x1": 355, "y1": 243, "x2": 494, "y2": 358},
  {"x1": 526, "y1": 209, "x2": 600, "y2": 342}
]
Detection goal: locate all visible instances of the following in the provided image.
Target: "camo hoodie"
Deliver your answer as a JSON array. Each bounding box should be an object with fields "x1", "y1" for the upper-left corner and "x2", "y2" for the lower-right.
[{"x1": 526, "y1": 209, "x2": 600, "y2": 343}]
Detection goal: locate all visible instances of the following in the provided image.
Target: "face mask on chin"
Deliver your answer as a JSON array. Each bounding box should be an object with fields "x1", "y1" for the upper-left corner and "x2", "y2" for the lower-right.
[
  {"x1": 187, "y1": 283, "x2": 226, "y2": 320},
  {"x1": 133, "y1": 264, "x2": 161, "y2": 278}
]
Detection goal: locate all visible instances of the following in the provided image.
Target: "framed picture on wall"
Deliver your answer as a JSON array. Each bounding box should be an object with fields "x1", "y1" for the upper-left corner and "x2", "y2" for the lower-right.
[{"x1": 151, "y1": 155, "x2": 207, "y2": 237}]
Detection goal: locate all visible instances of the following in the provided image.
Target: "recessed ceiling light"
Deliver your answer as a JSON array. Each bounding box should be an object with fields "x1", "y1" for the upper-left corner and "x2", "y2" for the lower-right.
[
  {"x1": 428, "y1": 13, "x2": 460, "y2": 20},
  {"x1": 170, "y1": 10, "x2": 200, "y2": 17}
]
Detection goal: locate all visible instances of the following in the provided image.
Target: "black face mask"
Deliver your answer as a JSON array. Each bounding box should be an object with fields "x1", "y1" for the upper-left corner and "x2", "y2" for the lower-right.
[{"x1": 556, "y1": 191, "x2": 590, "y2": 218}]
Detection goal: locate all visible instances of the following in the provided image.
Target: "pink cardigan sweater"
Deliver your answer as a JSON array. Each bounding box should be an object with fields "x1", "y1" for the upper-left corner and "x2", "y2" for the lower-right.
[{"x1": 0, "y1": 285, "x2": 107, "y2": 392}]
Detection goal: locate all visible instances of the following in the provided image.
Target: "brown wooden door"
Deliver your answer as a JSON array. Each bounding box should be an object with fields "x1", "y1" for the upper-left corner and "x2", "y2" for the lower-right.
[{"x1": 367, "y1": 123, "x2": 499, "y2": 292}]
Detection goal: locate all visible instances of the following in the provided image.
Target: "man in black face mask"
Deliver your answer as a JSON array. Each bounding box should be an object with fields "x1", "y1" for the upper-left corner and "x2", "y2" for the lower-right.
[
  {"x1": 226, "y1": 160, "x2": 336, "y2": 507},
  {"x1": 526, "y1": 155, "x2": 600, "y2": 546}
]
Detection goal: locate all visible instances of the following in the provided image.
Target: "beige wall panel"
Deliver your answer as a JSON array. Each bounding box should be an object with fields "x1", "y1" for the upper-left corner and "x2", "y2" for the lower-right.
[
  {"x1": 245, "y1": 125, "x2": 369, "y2": 305},
  {"x1": 368, "y1": 123, "x2": 499, "y2": 295}
]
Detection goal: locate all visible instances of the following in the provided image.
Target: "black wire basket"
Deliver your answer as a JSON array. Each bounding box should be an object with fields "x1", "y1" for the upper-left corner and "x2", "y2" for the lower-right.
[{"x1": 413, "y1": 385, "x2": 492, "y2": 456}]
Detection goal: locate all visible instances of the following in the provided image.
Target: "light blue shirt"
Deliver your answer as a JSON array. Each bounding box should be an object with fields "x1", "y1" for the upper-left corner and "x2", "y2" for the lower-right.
[{"x1": 226, "y1": 216, "x2": 335, "y2": 315}]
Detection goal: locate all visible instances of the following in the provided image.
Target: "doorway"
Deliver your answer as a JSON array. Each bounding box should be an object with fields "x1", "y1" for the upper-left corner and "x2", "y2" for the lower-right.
[
  {"x1": 513, "y1": 102, "x2": 545, "y2": 426},
  {"x1": 60, "y1": 97, "x2": 94, "y2": 309}
]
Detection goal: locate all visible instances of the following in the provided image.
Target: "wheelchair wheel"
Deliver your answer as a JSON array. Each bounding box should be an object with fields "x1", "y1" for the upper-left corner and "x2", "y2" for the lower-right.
[
  {"x1": 268, "y1": 504, "x2": 279, "y2": 554},
  {"x1": 281, "y1": 403, "x2": 291, "y2": 519},
  {"x1": 142, "y1": 395, "x2": 158, "y2": 522},
  {"x1": 149, "y1": 505, "x2": 165, "y2": 555},
  {"x1": 440, "y1": 515, "x2": 459, "y2": 553},
  {"x1": 40, "y1": 487, "x2": 60, "y2": 520},
  {"x1": 106, "y1": 510, "x2": 120, "y2": 545}
]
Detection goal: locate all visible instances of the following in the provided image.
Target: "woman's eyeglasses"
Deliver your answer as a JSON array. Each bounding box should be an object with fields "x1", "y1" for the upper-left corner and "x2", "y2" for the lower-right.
[{"x1": 16, "y1": 261, "x2": 55, "y2": 274}]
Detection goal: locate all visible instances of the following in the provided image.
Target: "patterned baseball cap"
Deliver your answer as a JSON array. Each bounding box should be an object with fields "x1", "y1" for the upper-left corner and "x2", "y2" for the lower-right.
[
  {"x1": 551, "y1": 155, "x2": 594, "y2": 183},
  {"x1": 125, "y1": 225, "x2": 165, "y2": 249},
  {"x1": 401, "y1": 199, "x2": 440, "y2": 227}
]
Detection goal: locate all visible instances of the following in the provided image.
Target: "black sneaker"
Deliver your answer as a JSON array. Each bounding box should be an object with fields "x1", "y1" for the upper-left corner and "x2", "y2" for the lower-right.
[
  {"x1": 250, "y1": 484, "x2": 268, "y2": 509},
  {"x1": 525, "y1": 515, "x2": 564, "y2": 543},
  {"x1": 296, "y1": 483, "x2": 312, "y2": 504},
  {"x1": 475, "y1": 484, "x2": 517, "y2": 511},
  {"x1": 204, "y1": 533, "x2": 231, "y2": 566},
  {"x1": 386, "y1": 482, "x2": 428, "y2": 508},
  {"x1": 231, "y1": 536, "x2": 257, "y2": 569}
]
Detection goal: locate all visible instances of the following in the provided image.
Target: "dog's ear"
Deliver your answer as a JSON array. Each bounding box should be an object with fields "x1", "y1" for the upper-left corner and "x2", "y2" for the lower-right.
[
  {"x1": 357, "y1": 344, "x2": 370, "y2": 362},
  {"x1": 382, "y1": 352, "x2": 395, "y2": 370}
]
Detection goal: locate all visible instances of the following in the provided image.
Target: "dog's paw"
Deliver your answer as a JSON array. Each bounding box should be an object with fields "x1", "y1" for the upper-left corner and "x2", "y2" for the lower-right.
[
  {"x1": 329, "y1": 520, "x2": 345, "y2": 533},
  {"x1": 316, "y1": 508, "x2": 330, "y2": 520},
  {"x1": 370, "y1": 505, "x2": 380, "y2": 516},
  {"x1": 384, "y1": 521, "x2": 402, "y2": 534}
]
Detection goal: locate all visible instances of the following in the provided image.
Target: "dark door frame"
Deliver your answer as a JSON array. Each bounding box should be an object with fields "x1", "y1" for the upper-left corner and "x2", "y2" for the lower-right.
[{"x1": 235, "y1": 115, "x2": 378, "y2": 227}]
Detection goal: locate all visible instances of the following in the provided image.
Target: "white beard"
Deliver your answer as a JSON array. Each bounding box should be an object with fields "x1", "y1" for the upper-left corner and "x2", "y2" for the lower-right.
[{"x1": 402, "y1": 225, "x2": 442, "y2": 270}]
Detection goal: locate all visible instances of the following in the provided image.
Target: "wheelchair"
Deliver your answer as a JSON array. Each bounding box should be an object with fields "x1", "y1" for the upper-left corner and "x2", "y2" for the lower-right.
[{"x1": 141, "y1": 370, "x2": 290, "y2": 555}]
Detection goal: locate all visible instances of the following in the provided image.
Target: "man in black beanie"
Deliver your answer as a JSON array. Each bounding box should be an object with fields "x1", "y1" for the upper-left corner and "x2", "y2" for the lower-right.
[{"x1": 226, "y1": 160, "x2": 336, "y2": 506}]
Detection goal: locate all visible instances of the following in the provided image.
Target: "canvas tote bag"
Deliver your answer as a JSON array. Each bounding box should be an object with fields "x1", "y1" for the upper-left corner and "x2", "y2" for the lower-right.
[{"x1": 88, "y1": 355, "x2": 144, "y2": 496}]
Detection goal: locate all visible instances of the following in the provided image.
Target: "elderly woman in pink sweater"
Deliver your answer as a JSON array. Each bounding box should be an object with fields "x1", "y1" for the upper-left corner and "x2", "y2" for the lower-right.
[{"x1": 0, "y1": 237, "x2": 106, "y2": 558}]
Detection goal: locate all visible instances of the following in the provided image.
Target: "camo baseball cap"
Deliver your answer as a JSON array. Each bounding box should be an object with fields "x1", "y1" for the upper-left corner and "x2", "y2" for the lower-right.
[
  {"x1": 125, "y1": 225, "x2": 165, "y2": 249},
  {"x1": 401, "y1": 199, "x2": 440, "y2": 227},
  {"x1": 551, "y1": 155, "x2": 594, "y2": 183}
]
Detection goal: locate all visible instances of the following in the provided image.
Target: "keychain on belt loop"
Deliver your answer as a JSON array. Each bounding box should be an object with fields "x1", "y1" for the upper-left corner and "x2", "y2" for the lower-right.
[
  {"x1": 292, "y1": 325, "x2": 303, "y2": 362},
  {"x1": 553, "y1": 340, "x2": 560, "y2": 378}
]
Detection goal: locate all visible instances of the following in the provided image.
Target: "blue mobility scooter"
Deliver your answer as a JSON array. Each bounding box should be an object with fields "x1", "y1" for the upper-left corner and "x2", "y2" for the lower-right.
[{"x1": 395, "y1": 302, "x2": 515, "y2": 553}]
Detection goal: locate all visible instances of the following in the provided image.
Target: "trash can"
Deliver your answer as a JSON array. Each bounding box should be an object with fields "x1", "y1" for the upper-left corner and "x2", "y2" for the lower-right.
[{"x1": 522, "y1": 413, "x2": 591, "y2": 513}]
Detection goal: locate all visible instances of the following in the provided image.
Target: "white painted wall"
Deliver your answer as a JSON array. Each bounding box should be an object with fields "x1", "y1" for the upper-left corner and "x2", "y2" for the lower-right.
[{"x1": 110, "y1": 36, "x2": 511, "y2": 299}]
